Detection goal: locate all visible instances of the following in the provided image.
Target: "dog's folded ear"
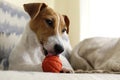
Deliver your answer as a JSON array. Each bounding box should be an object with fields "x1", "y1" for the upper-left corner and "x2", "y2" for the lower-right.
[
  {"x1": 23, "y1": 3, "x2": 47, "y2": 19},
  {"x1": 63, "y1": 15, "x2": 70, "y2": 34}
]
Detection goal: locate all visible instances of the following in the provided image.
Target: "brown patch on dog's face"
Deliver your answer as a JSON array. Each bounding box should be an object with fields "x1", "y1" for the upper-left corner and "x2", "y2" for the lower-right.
[{"x1": 23, "y1": 3, "x2": 70, "y2": 44}]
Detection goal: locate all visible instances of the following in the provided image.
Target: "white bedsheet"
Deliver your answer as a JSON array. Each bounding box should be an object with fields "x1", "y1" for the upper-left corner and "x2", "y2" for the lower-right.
[{"x1": 0, "y1": 71, "x2": 120, "y2": 80}]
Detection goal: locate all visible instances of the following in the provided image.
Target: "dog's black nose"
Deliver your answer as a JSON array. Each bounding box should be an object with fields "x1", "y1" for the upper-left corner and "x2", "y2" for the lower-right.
[{"x1": 54, "y1": 44, "x2": 64, "y2": 54}]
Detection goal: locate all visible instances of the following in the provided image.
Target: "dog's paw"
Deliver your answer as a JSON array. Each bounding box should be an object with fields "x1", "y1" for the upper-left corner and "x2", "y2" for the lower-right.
[{"x1": 60, "y1": 68, "x2": 74, "y2": 73}]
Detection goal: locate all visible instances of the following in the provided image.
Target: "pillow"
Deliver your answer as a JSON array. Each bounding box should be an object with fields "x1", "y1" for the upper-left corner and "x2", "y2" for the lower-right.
[
  {"x1": 0, "y1": 0, "x2": 30, "y2": 69},
  {"x1": 0, "y1": 0, "x2": 29, "y2": 35}
]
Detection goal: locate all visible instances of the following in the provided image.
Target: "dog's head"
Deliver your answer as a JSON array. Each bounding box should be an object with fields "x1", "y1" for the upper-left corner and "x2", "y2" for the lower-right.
[{"x1": 23, "y1": 3, "x2": 70, "y2": 55}]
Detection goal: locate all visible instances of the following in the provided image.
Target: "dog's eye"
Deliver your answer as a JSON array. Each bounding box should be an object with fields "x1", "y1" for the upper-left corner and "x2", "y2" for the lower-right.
[
  {"x1": 62, "y1": 28, "x2": 67, "y2": 33},
  {"x1": 45, "y1": 19, "x2": 53, "y2": 27}
]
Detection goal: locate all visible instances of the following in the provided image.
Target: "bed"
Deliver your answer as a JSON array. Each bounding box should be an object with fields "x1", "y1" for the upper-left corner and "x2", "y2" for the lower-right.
[{"x1": 0, "y1": 71, "x2": 119, "y2": 80}]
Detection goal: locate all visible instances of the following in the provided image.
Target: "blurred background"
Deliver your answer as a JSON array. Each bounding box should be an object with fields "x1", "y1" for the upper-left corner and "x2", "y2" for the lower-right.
[{"x1": 2, "y1": 0, "x2": 120, "y2": 48}]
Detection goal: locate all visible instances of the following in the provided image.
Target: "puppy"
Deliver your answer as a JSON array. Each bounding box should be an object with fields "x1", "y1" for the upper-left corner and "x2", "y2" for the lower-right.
[
  {"x1": 70, "y1": 37, "x2": 120, "y2": 72},
  {"x1": 6, "y1": 3, "x2": 73, "y2": 72}
]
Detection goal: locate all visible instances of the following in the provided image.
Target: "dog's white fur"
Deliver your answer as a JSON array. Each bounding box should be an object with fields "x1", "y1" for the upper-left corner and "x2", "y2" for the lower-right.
[{"x1": 70, "y1": 37, "x2": 120, "y2": 72}]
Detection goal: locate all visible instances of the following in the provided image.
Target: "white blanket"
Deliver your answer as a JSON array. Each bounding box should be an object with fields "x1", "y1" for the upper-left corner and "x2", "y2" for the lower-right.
[{"x1": 0, "y1": 71, "x2": 120, "y2": 80}]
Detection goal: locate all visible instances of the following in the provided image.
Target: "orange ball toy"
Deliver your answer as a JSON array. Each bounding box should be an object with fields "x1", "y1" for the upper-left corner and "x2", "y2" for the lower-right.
[{"x1": 42, "y1": 55, "x2": 62, "y2": 73}]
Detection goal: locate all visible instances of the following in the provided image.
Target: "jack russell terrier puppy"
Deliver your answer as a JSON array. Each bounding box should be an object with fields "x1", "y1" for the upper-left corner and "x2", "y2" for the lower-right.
[
  {"x1": 70, "y1": 37, "x2": 120, "y2": 73},
  {"x1": 4, "y1": 3, "x2": 73, "y2": 72}
]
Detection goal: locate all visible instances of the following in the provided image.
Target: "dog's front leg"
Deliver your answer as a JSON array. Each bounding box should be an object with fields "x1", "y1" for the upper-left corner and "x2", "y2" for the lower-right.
[{"x1": 9, "y1": 64, "x2": 43, "y2": 72}]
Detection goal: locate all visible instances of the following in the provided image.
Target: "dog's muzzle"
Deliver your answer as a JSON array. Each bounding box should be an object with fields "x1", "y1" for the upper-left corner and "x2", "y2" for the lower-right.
[{"x1": 43, "y1": 44, "x2": 64, "y2": 56}]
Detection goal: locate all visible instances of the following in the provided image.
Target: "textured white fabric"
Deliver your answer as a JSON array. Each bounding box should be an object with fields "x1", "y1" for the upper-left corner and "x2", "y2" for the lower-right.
[{"x1": 0, "y1": 71, "x2": 119, "y2": 80}]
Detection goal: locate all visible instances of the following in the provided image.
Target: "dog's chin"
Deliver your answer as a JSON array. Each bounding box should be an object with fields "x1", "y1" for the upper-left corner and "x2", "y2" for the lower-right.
[{"x1": 43, "y1": 48, "x2": 56, "y2": 56}]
